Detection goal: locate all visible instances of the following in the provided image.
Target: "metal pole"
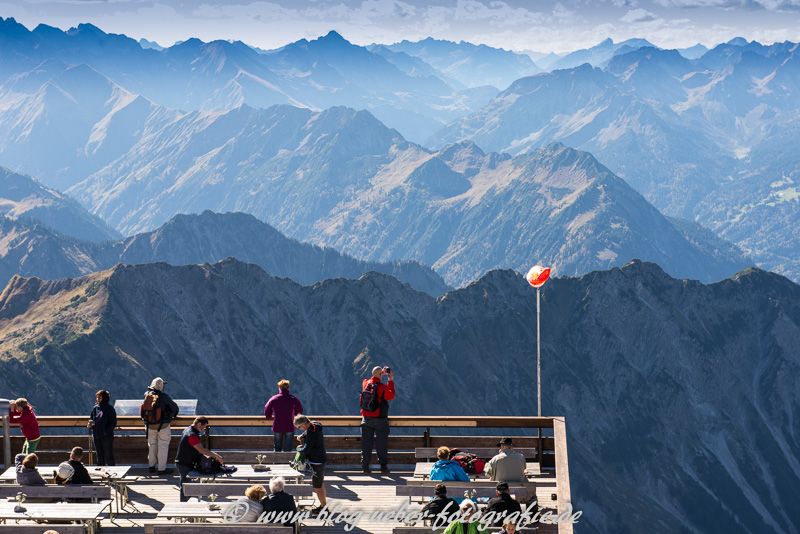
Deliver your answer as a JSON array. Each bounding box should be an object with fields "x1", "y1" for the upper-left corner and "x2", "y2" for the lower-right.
[
  {"x1": 537, "y1": 287, "x2": 541, "y2": 417},
  {"x1": 2, "y1": 415, "x2": 10, "y2": 469}
]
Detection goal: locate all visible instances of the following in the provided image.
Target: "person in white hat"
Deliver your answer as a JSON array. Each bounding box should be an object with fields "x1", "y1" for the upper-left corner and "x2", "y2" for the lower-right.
[{"x1": 144, "y1": 377, "x2": 180, "y2": 475}]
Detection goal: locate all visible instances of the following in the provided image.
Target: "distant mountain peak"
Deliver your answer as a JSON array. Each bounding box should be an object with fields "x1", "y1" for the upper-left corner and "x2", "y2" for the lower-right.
[{"x1": 726, "y1": 37, "x2": 749, "y2": 46}]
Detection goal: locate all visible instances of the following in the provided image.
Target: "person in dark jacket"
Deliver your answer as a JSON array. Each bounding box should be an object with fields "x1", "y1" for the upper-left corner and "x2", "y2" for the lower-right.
[
  {"x1": 294, "y1": 414, "x2": 327, "y2": 514},
  {"x1": 264, "y1": 379, "x2": 303, "y2": 452},
  {"x1": 260, "y1": 476, "x2": 297, "y2": 525},
  {"x1": 421, "y1": 483, "x2": 459, "y2": 524},
  {"x1": 360, "y1": 366, "x2": 395, "y2": 474},
  {"x1": 174, "y1": 416, "x2": 224, "y2": 502},
  {"x1": 15, "y1": 453, "x2": 45, "y2": 485},
  {"x1": 144, "y1": 377, "x2": 179, "y2": 474},
  {"x1": 67, "y1": 447, "x2": 93, "y2": 485},
  {"x1": 88, "y1": 390, "x2": 117, "y2": 466},
  {"x1": 484, "y1": 482, "x2": 522, "y2": 527}
]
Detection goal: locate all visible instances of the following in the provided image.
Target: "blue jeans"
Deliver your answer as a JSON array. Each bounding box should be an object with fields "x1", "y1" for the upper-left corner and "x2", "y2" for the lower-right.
[
  {"x1": 176, "y1": 463, "x2": 191, "y2": 502},
  {"x1": 273, "y1": 432, "x2": 294, "y2": 452}
]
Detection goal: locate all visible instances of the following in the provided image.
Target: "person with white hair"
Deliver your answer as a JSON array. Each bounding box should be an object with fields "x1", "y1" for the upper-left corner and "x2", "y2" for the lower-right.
[
  {"x1": 260, "y1": 476, "x2": 297, "y2": 524},
  {"x1": 442, "y1": 499, "x2": 481, "y2": 534}
]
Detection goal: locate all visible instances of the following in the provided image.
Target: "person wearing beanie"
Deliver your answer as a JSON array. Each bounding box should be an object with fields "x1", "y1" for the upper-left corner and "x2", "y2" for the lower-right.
[{"x1": 144, "y1": 377, "x2": 180, "y2": 475}]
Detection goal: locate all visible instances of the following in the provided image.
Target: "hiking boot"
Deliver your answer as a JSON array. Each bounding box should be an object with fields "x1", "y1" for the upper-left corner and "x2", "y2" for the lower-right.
[
  {"x1": 157, "y1": 468, "x2": 173, "y2": 475},
  {"x1": 310, "y1": 505, "x2": 325, "y2": 516},
  {"x1": 380, "y1": 464, "x2": 390, "y2": 474},
  {"x1": 149, "y1": 466, "x2": 156, "y2": 473},
  {"x1": 362, "y1": 466, "x2": 371, "y2": 474}
]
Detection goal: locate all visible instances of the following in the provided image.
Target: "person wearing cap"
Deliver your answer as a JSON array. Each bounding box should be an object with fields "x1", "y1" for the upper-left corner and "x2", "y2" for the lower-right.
[
  {"x1": 54, "y1": 461, "x2": 75, "y2": 485},
  {"x1": 264, "y1": 379, "x2": 304, "y2": 452},
  {"x1": 484, "y1": 481, "x2": 522, "y2": 527},
  {"x1": 145, "y1": 377, "x2": 180, "y2": 475},
  {"x1": 485, "y1": 438, "x2": 526, "y2": 483},
  {"x1": 360, "y1": 365, "x2": 395, "y2": 474},
  {"x1": 421, "y1": 483, "x2": 459, "y2": 523}
]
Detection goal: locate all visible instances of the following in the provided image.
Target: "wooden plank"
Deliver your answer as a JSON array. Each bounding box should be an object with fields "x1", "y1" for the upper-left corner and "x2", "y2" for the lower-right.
[
  {"x1": 183, "y1": 483, "x2": 314, "y2": 498},
  {"x1": 552, "y1": 418, "x2": 574, "y2": 534},
  {"x1": 395, "y1": 485, "x2": 527, "y2": 499},
  {"x1": 0, "y1": 483, "x2": 112, "y2": 499},
  {"x1": 414, "y1": 448, "x2": 538, "y2": 459},
  {"x1": 393, "y1": 529, "x2": 540, "y2": 534},
  {"x1": 152, "y1": 525, "x2": 293, "y2": 534},
  {"x1": 404, "y1": 479, "x2": 538, "y2": 503},
  {"x1": 33, "y1": 416, "x2": 558, "y2": 429},
  {"x1": 0, "y1": 525, "x2": 85, "y2": 533}
]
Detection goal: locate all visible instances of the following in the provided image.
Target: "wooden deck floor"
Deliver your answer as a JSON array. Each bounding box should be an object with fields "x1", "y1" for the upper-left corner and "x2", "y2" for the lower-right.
[{"x1": 70, "y1": 467, "x2": 557, "y2": 533}]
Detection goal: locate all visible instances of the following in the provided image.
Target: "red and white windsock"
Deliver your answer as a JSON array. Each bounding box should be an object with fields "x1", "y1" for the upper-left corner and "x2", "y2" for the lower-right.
[{"x1": 526, "y1": 265, "x2": 551, "y2": 288}]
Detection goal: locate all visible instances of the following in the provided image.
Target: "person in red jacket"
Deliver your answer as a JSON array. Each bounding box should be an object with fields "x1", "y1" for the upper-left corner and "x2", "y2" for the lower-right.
[
  {"x1": 9, "y1": 398, "x2": 40, "y2": 454},
  {"x1": 360, "y1": 365, "x2": 395, "y2": 474}
]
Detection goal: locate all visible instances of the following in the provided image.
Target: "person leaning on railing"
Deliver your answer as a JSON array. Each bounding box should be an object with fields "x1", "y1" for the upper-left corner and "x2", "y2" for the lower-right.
[
  {"x1": 9, "y1": 398, "x2": 40, "y2": 454},
  {"x1": 174, "y1": 416, "x2": 224, "y2": 502}
]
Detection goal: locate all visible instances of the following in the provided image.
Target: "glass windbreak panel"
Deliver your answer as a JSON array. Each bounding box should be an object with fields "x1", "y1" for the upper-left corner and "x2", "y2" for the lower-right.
[{"x1": 114, "y1": 399, "x2": 197, "y2": 416}]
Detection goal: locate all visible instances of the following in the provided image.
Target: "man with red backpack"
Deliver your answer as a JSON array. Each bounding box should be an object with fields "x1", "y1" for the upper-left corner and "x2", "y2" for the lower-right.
[{"x1": 360, "y1": 365, "x2": 395, "y2": 474}]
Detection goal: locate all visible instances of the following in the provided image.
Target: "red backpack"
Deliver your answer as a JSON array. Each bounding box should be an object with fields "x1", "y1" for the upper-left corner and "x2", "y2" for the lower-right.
[
  {"x1": 449, "y1": 448, "x2": 486, "y2": 474},
  {"x1": 140, "y1": 392, "x2": 162, "y2": 425}
]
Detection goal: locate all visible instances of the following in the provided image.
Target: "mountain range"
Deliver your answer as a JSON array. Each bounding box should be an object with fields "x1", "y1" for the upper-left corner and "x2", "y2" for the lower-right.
[
  {"x1": 0, "y1": 18, "x2": 504, "y2": 142},
  {"x1": 0, "y1": 259, "x2": 797, "y2": 533},
  {"x1": 0, "y1": 211, "x2": 449, "y2": 296},
  {"x1": 45, "y1": 102, "x2": 748, "y2": 285},
  {"x1": 0, "y1": 166, "x2": 119, "y2": 242},
  {"x1": 428, "y1": 41, "x2": 800, "y2": 282}
]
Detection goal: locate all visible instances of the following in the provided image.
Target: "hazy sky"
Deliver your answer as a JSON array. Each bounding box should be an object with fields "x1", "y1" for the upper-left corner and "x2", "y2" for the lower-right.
[{"x1": 2, "y1": 0, "x2": 800, "y2": 54}]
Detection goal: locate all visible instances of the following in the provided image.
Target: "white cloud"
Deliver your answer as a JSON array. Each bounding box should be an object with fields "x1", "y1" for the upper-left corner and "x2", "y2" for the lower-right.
[{"x1": 620, "y1": 8, "x2": 658, "y2": 21}]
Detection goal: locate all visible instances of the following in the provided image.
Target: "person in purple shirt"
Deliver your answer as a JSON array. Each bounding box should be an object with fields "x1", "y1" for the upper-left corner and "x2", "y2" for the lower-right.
[{"x1": 264, "y1": 380, "x2": 304, "y2": 451}]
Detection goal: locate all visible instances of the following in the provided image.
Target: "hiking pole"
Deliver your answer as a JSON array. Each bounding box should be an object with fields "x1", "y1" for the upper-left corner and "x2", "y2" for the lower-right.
[{"x1": 88, "y1": 424, "x2": 94, "y2": 466}]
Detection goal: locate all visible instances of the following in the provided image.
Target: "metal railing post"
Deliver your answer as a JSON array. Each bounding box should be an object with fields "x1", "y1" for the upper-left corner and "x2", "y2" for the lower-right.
[{"x1": 2, "y1": 414, "x2": 10, "y2": 469}]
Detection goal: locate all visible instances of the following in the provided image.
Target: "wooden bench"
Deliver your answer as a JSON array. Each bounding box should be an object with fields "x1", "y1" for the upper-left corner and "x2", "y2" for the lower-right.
[
  {"x1": 183, "y1": 483, "x2": 314, "y2": 500},
  {"x1": 396, "y1": 484, "x2": 529, "y2": 501},
  {"x1": 405, "y1": 479, "x2": 538, "y2": 503},
  {"x1": 0, "y1": 484, "x2": 112, "y2": 500},
  {"x1": 393, "y1": 528, "x2": 552, "y2": 534},
  {"x1": 415, "y1": 448, "x2": 538, "y2": 460},
  {"x1": 0, "y1": 526, "x2": 86, "y2": 534},
  {"x1": 152, "y1": 525, "x2": 294, "y2": 534}
]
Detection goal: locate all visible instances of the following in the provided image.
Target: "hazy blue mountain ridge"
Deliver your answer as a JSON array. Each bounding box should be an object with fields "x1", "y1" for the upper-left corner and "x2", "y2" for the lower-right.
[
  {"x1": 58, "y1": 101, "x2": 750, "y2": 285},
  {"x1": 428, "y1": 41, "x2": 800, "y2": 281},
  {"x1": 0, "y1": 211, "x2": 449, "y2": 295},
  {"x1": 0, "y1": 166, "x2": 119, "y2": 242}
]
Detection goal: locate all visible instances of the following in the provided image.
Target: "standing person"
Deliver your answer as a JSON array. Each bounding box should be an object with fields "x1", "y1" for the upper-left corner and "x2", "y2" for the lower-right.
[
  {"x1": 174, "y1": 416, "x2": 224, "y2": 502},
  {"x1": 264, "y1": 380, "x2": 303, "y2": 452},
  {"x1": 9, "y1": 398, "x2": 40, "y2": 454},
  {"x1": 143, "y1": 377, "x2": 179, "y2": 475},
  {"x1": 88, "y1": 390, "x2": 117, "y2": 466},
  {"x1": 294, "y1": 414, "x2": 327, "y2": 514},
  {"x1": 360, "y1": 365, "x2": 395, "y2": 474},
  {"x1": 485, "y1": 438, "x2": 526, "y2": 483}
]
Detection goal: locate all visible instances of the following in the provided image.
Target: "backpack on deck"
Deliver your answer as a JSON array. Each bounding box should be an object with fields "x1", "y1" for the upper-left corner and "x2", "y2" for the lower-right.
[
  {"x1": 449, "y1": 448, "x2": 486, "y2": 474},
  {"x1": 359, "y1": 381, "x2": 380, "y2": 412},
  {"x1": 140, "y1": 391, "x2": 162, "y2": 425}
]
